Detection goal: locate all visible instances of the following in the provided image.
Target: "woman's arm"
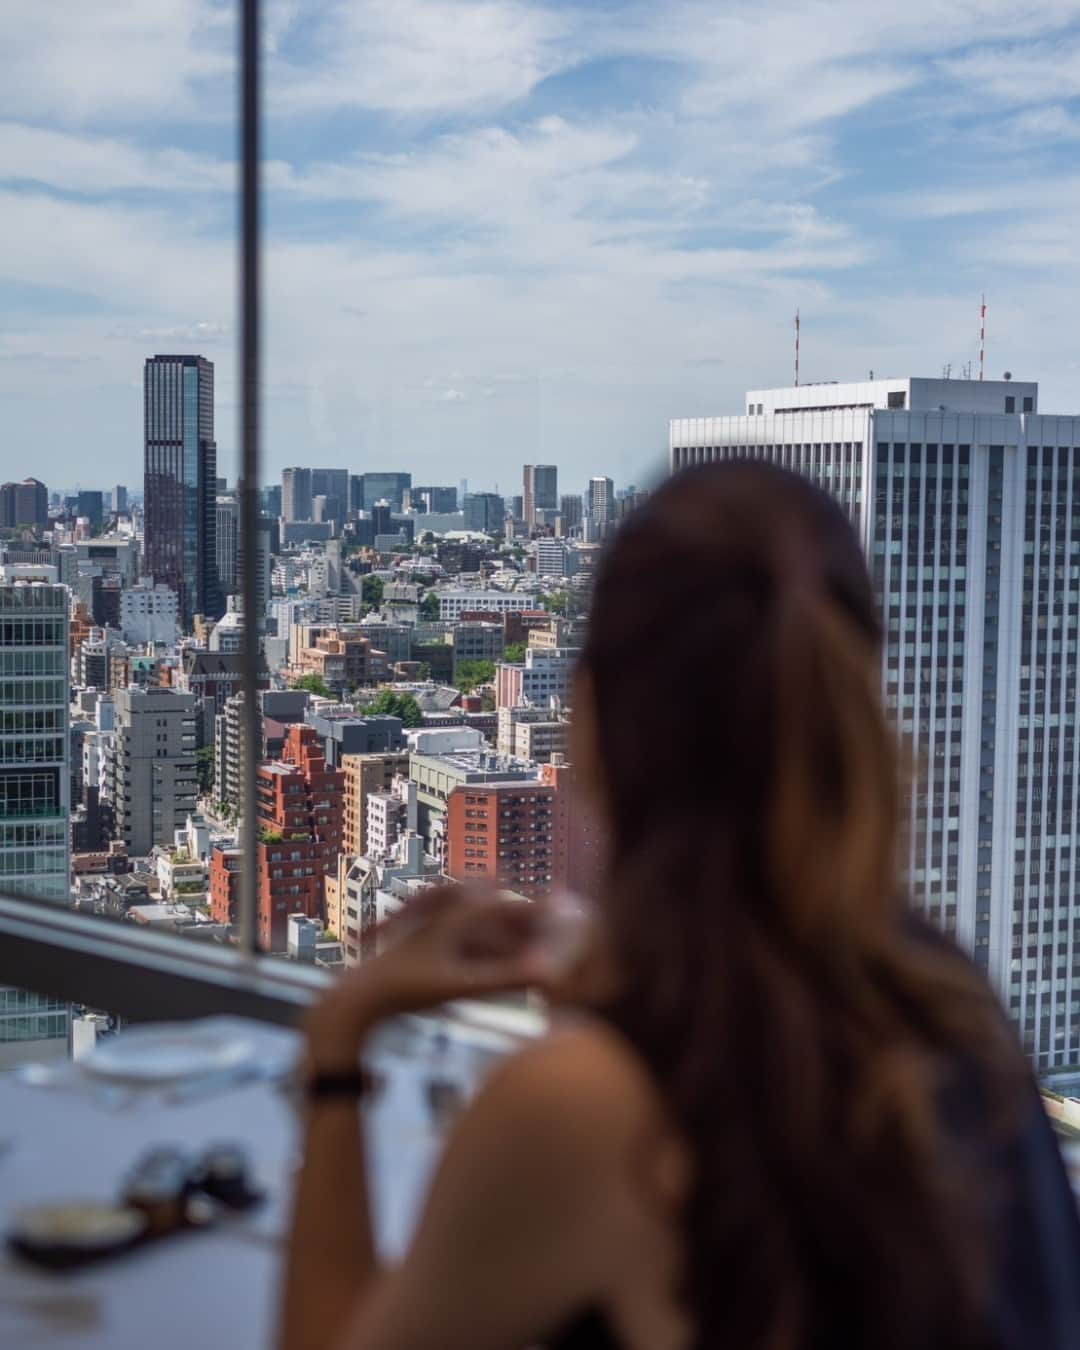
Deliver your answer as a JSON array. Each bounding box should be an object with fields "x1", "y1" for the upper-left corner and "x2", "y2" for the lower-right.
[
  {"x1": 280, "y1": 986, "x2": 383, "y2": 1350},
  {"x1": 280, "y1": 888, "x2": 605, "y2": 1350},
  {"x1": 335, "y1": 1028, "x2": 641, "y2": 1350}
]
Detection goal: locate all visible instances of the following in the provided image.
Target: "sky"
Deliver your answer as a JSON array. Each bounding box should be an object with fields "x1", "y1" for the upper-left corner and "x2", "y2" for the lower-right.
[{"x1": 5, "y1": 0, "x2": 1080, "y2": 497}]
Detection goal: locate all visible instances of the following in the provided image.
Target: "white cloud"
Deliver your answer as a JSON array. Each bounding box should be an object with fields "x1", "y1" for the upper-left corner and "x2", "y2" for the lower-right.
[
  {"x1": 0, "y1": 1, "x2": 233, "y2": 125},
  {"x1": 269, "y1": 0, "x2": 574, "y2": 117}
]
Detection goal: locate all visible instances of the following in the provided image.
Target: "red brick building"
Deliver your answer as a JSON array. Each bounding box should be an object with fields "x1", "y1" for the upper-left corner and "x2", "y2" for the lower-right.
[
  {"x1": 445, "y1": 761, "x2": 570, "y2": 900},
  {"x1": 209, "y1": 845, "x2": 242, "y2": 928},
  {"x1": 246, "y1": 724, "x2": 346, "y2": 950}
]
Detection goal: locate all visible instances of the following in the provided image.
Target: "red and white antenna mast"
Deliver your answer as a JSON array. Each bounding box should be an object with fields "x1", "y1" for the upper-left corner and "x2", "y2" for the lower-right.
[
  {"x1": 979, "y1": 295, "x2": 986, "y2": 382},
  {"x1": 794, "y1": 308, "x2": 800, "y2": 386}
]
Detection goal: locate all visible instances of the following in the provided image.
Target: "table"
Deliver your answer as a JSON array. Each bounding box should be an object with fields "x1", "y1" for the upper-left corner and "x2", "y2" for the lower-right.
[{"x1": 0, "y1": 1014, "x2": 510, "y2": 1349}]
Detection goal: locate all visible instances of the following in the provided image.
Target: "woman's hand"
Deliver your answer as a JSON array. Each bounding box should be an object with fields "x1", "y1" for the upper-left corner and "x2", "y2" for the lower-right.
[{"x1": 303, "y1": 886, "x2": 561, "y2": 1072}]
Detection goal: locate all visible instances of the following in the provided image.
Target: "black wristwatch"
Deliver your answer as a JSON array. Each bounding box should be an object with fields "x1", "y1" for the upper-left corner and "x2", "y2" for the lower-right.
[{"x1": 306, "y1": 1066, "x2": 382, "y2": 1104}]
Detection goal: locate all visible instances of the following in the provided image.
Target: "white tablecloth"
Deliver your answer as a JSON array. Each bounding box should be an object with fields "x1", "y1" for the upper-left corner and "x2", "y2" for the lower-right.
[{"x1": 0, "y1": 1015, "x2": 504, "y2": 1349}]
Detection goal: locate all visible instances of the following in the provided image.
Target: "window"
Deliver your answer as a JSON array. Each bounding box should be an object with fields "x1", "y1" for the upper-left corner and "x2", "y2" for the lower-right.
[
  {"x1": 1023, "y1": 397, "x2": 1034, "y2": 413},
  {"x1": 888, "y1": 391, "x2": 906, "y2": 409},
  {"x1": 1005, "y1": 396, "x2": 1016, "y2": 414}
]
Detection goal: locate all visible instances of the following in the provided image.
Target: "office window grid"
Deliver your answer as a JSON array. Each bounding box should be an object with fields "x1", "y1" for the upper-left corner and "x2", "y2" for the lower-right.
[
  {"x1": 874, "y1": 444, "x2": 967, "y2": 938},
  {"x1": 669, "y1": 442, "x2": 864, "y2": 526},
  {"x1": 1011, "y1": 444, "x2": 1080, "y2": 1069}
]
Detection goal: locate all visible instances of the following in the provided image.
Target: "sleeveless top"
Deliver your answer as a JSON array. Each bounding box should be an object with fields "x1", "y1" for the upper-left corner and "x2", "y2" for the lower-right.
[{"x1": 545, "y1": 925, "x2": 1080, "y2": 1349}]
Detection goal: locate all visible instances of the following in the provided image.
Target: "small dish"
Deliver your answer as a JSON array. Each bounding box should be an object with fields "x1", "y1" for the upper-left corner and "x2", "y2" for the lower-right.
[
  {"x1": 83, "y1": 1024, "x2": 254, "y2": 1086},
  {"x1": 8, "y1": 1202, "x2": 147, "y2": 1269}
]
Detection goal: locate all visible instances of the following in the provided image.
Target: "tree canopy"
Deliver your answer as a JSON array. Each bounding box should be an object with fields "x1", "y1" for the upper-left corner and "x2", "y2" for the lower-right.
[
  {"x1": 362, "y1": 574, "x2": 384, "y2": 607},
  {"x1": 419, "y1": 591, "x2": 440, "y2": 621},
  {"x1": 503, "y1": 642, "x2": 527, "y2": 664},
  {"x1": 293, "y1": 673, "x2": 333, "y2": 699},
  {"x1": 454, "y1": 659, "x2": 496, "y2": 694},
  {"x1": 362, "y1": 689, "x2": 424, "y2": 728}
]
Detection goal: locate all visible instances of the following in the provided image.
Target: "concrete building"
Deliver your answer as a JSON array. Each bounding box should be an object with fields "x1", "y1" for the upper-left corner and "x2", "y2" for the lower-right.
[
  {"x1": 588, "y1": 476, "x2": 615, "y2": 534},
  {"x1": 306, "y1": 710, "x2": 406, "y2": 769},
  {"x1": 282, "y1": 467, "x2": 313, "y2": 523},
  {"x1": 438, "y1": 589, "x2": 535, "y2": 621},
  {"x1": 534, "y1": 538, "x2": 569, "y2": 578},
  {"x1": 452, "y1": 620, "x2": 505, "y2": 678},
  {"x1": 341, "y1": 751, "x2": 412, "y2": 857},
  {"x1": 496, "y1": 704, "x2": 569, "y2": 762},
  {"x1": 119, "y1": 580, "x2": 179, "y2": 646},
  {"x1": 668, "y1": 372, "x2": 1080, "y2": 1071},
  {"x1": 495, "y1": 646, "x2": 577, "y2": 710},
  {"x1": 112, "y1": 687, "x2": 199, "y2": 857},
  {"x1": 366, "y1": 776, "x2": 418, "y2": 862}
]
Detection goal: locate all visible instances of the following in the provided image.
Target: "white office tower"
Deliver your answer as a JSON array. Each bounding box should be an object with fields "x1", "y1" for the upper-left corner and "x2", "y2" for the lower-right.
[
  {"x1": 671, "y1": 374, "x2": 1080, "y2": 1071},
  {"x1": 0, "y1": 567, "x2": 71, "y2": 1061}
]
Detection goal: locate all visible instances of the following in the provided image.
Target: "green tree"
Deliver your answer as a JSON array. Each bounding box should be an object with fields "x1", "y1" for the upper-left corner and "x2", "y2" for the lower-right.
[
  {"x1": 419, "y1": 591, "x2": 440, "y2": 621},
  {"x1": 362, "y1": 575, "x2": 384, "y2": 608},
  {"x1": 503, "y1": 642, "x2": 527, "y2": 664},
  {"x1": 195, "y1": 744, "x2": 215, "y2": 795},
  {"x1": 294, "y1": 673, "x2": 333, "y2": 699},
  {"x1": 362, "y1": 689, "x2": 424, "y2": 728},
  {"x1": 455, "y1": 659, "x2": 496, "y2": 694},
  {"x1": 417, "y1": 661, "x2": 433, "y2": 681}
]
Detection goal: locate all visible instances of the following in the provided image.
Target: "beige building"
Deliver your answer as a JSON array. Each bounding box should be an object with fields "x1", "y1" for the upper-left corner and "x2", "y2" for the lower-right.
[{"x1": 341, "y1": 751, "x2": 411, "y2": 857}]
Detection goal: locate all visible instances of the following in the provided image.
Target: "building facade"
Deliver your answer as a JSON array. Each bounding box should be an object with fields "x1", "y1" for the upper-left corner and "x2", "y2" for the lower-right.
[
  {"x1": 668, "y1": 374, "x2": 1080, "y2": 1071},
  {"x1": 0, "y1": 571, "x2": 71, "y2": 1061},
  {"x1": 523, "y1": 465, "x2": 558, "y2": 530},
  {"x1": 445, "y1": 761, "x2": 568, "y2": 900},
  {"x1": 249, "y1": 724, "x2": 346, "y2": 951},
  {"x1": 112, "y1": 687, "x2": 199, "y2": 857},
  {"x1": 119, "y1": 581, "x2": 179, "y2": 646},
  {"x1": 0, "y1": 478, "x2": 49, "y2": 533},
  {"x1": 143, "y1": 354, "x2": 221, "y2": 626},
  {"x1": 341, "y1": 751, "x2": 411, "y2": 857},
  {"x1": 282, "y1": 467, "x2": 313, "y2": 523},
  {"x1": 464, "y1": 493, "x2": 505, "y2": 533},
  {"x1": 216, "y1": 495, "x2": 239, "y2": 596}
]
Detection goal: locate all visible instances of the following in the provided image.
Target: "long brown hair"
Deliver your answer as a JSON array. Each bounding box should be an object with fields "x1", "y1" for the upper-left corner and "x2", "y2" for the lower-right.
[{"x1": 581, "y1": 461, "x2": 1021, "y2": 1350}]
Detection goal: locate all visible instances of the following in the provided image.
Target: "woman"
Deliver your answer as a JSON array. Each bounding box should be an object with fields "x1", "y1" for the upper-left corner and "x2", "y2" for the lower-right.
[{"x1": 283, "y1": 461, "x2": 1080, "y2": 1350}]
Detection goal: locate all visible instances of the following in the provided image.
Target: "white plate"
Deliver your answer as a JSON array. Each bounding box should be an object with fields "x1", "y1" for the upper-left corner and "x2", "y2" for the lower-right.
[{"x1": 83, "y1": 1023, "x2": 254, "y2": 1085}]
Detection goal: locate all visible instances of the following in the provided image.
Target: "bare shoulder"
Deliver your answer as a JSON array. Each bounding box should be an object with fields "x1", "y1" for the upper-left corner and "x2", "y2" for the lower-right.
[{"x1": 466, "y1": 1015, "x2": 669, "y2": 1166}]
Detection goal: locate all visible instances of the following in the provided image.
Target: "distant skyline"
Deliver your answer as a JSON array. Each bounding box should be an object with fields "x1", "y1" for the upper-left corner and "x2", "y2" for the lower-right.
[{"x1": 5, "y1": 2, "x2": 1080, "y2": 490}]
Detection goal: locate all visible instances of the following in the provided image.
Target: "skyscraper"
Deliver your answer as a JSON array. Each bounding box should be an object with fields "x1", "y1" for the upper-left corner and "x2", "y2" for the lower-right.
[
  {"x1": 282, "y1": 467, "x2": 313, "y2": 523},
  {"x1": 464, "y1": 492, "x2": 506, "y2": 533},
  {"x1": 113, "y1": 484, "x2": 128, "y2": 516},
  {"x1": 0, "y1": 478, "x2": 48, "y2": 533},
  {"x1": 216, "y1": 495, "x2": 239, "y2": 597},
  {"x1": 670, "y1": 374, "x2": 1080, "y2": 1072},
  {"x1": 0, "y1": 566, "x2": 71, "y2": 1059},
  {"x1": 143, "y1": 355, "x2": 221, "y2": 626},
  {"x1": 357, "y1": 473, "x2": 411, "y2": 513},
  {"x1": 523, "y1": 465, "x2": 558, "y2": 529},
  {"x1": 588, "y1": 476, "x2": 615, "y2": 532}
]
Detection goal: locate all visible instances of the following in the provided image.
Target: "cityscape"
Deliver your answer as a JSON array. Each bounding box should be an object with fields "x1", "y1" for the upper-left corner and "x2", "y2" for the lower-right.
[{"x1": 4, "y1": 356, "x2": 1080, "y2": 1083}]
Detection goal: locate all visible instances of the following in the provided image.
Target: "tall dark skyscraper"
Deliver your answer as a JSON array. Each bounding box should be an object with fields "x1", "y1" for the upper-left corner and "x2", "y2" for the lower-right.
[
  {"x1": 523, "y1": 464, "x2": 558, "y2": 528},
  {"x1": 143, "y1": 355, "x2": 222, "y2": 626}
]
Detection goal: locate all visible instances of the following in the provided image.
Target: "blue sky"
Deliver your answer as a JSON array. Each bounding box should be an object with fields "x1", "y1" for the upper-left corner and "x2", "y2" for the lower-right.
[{"x1": 4, "y1": 0, "x2": 1080, "y2": 496}]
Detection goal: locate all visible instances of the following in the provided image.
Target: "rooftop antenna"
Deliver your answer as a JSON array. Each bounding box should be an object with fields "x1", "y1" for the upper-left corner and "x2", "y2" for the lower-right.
[
  {"x1": 979, "y1": 295, "x2": 986, "y2": 382},
  {"x1": 794, "y1": 309, "x2": 800, "y2": 387}
]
